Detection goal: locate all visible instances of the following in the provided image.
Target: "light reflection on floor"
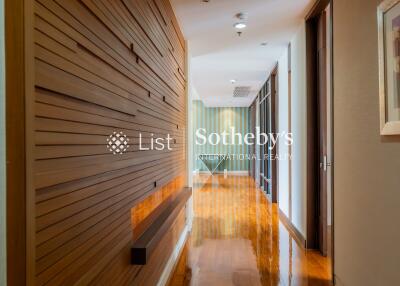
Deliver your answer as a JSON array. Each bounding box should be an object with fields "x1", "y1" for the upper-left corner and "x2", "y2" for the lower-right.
[{"x1": 169, "y1": 174, "x2": 332, "y2": 286}]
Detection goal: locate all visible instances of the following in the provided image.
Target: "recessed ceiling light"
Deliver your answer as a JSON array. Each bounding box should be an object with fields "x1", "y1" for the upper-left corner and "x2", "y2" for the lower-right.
[
  {"x1": 234, "y1": 22, "x2": 247, "y2": 29},
  {"x1": 230, "y1": 79, "x2": 237, "y2": 84}
]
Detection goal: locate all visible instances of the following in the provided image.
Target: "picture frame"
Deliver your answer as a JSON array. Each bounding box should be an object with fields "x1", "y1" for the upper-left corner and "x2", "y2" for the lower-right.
[{"x1": 378, "y1": 0, "x2": 400, "y2": 135}]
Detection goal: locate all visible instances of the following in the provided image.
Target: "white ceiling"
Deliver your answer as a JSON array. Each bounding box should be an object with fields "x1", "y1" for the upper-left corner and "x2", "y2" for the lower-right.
[{"x1": 170, "y1": 0, "x2": 314, "y2": 107}]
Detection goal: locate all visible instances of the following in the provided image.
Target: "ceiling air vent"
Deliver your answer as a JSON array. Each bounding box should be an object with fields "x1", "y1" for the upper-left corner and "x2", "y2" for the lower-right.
[{"x1": 233, "y1": 86, "x2": 251, "y2": 97}]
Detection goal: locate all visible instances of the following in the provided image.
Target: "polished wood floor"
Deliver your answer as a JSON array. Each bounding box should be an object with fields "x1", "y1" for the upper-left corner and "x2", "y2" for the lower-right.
[{"x1": 168, "y1": 174, "x2": 332, "y2": 286}]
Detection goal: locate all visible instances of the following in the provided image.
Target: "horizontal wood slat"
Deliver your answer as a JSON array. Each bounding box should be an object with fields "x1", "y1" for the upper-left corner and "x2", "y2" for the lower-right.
[
  {"x1": 131, "y1": 187, "x2": 191, "y2": 265},
  {"x1": 30, "y1": 0, "x2": 187, "y2": 285}
]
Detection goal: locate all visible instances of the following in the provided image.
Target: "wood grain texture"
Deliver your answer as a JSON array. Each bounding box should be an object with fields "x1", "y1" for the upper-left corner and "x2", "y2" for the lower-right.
[
  {"x1": 29, "y1": 0, "x2": 186, "y2": 284},
  {"x1": 5, "y1": 0, "x2": 27, "y2": 284},
  {"x1": 131, "y1": 187, "x2": 191, "y2": 265}
]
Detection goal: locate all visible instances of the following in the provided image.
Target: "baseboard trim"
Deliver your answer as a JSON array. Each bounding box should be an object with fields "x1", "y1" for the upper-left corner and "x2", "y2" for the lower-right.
[
  {"x1": 278, "y1": 209, "x2": 306, "y2": 248},
  {"x1": 224, "y1": 171, "x2": 249, "y2": 175},
  {"x1": 157, "y1": 224, "x2": 189, "y2": 286}
]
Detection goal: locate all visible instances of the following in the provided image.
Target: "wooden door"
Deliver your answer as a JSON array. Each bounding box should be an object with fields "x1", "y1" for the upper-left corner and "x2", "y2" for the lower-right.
[
  {"x1": 265, "y1": 92, "x2": 271, "y2": 197},
  {"x1": 317, "y1": 11, "x2": 328, "y2": 256},
  {"x1": 260, "y1": 89, "x2": 265, "y2": 189},
  {"x1": 270, "y1": 68, "x2": 278, "y2": 203}
]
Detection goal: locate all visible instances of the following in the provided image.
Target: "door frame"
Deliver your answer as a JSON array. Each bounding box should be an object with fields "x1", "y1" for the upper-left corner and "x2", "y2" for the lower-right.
[
  {"x1": 317, "y1": 10, "x2": 328, "y2": 256},
  {"x1": 270, "y1": 65, "x2": 279, "y2": 203},
  {"x1": 259, "y1": 65, "x2": 279, "y2": 203},
  {"x1": 249, "y1": 99, "x2": 257, "y2": 180},
  {"x1": 305, "y1": 0, "x2": 334, "y2": 273}
]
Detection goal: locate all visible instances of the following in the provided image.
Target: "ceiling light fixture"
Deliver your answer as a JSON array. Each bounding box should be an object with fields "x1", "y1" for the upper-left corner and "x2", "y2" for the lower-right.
[
  {"x1": 230, "y1": 79, "x2": 237, "y2": 84},
  {"x1": 234, "y1": 12, "x2": 247, "y2": 30},
  {"x1": 234, "y1": 22, "x2": 247, "y2": 29}
]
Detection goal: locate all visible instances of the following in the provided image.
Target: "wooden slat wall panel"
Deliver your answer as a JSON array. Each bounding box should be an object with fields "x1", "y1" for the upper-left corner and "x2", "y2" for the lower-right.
[{"x1": 31, "y1": 0, "x2": 187, "y2": 285}]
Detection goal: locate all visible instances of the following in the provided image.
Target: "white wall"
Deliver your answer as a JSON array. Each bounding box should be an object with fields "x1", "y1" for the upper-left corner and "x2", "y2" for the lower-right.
[
  {"x1": 276, "y1": 23, "x2": 307, "y2": 239},
  {"x1": 0, "y1": 0, "x2": 6, "y2": 284},
  {"x1": 277, "y1": 47, "x2": 290, "y2": 216},
  {"x1": 290, "y1": 23, "x2": 307, "y2": 237},
  {"x1": 334, "y1": 0, "x2": 400, "y2": 285}
]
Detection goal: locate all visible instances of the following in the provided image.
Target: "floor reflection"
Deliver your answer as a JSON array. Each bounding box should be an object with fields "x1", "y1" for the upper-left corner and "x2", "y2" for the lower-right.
[{"x1": 169, "y1": 174, "x2": 332, "y2": 286}]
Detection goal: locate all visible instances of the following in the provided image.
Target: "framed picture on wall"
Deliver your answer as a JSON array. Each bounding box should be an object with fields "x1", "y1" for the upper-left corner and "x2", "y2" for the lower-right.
[{"x1": 378, "y1": 0, "x2": 400, "y2": 135}]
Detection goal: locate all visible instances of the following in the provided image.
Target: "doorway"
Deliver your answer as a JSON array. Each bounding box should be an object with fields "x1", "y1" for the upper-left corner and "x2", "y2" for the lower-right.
[
  {"x1": 259, "y1": 66, "x2": 278, "y2": 203},
  {"x1": 317, "y1": 9, "x2": 329, "y2": 257},
  {"x1": 305, "y1": 0, "x2": 333, "y2": 269}
]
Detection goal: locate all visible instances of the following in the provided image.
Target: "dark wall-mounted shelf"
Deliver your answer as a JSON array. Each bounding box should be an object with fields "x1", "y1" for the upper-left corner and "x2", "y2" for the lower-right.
[{"x1": 131, "y1": 187, "x2": 192, "y2": 265}]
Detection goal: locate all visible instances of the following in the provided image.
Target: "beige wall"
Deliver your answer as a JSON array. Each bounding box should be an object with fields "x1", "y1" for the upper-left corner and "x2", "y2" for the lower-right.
[{"x1": 334, "y1": 1, "x2": 400, "y2": 285}]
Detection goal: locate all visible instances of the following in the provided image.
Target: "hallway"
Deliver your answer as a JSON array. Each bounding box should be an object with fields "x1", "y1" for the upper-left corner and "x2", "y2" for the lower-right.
[{"x1": 169, "y1": 175, "x2": 331, "y2": 286}]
